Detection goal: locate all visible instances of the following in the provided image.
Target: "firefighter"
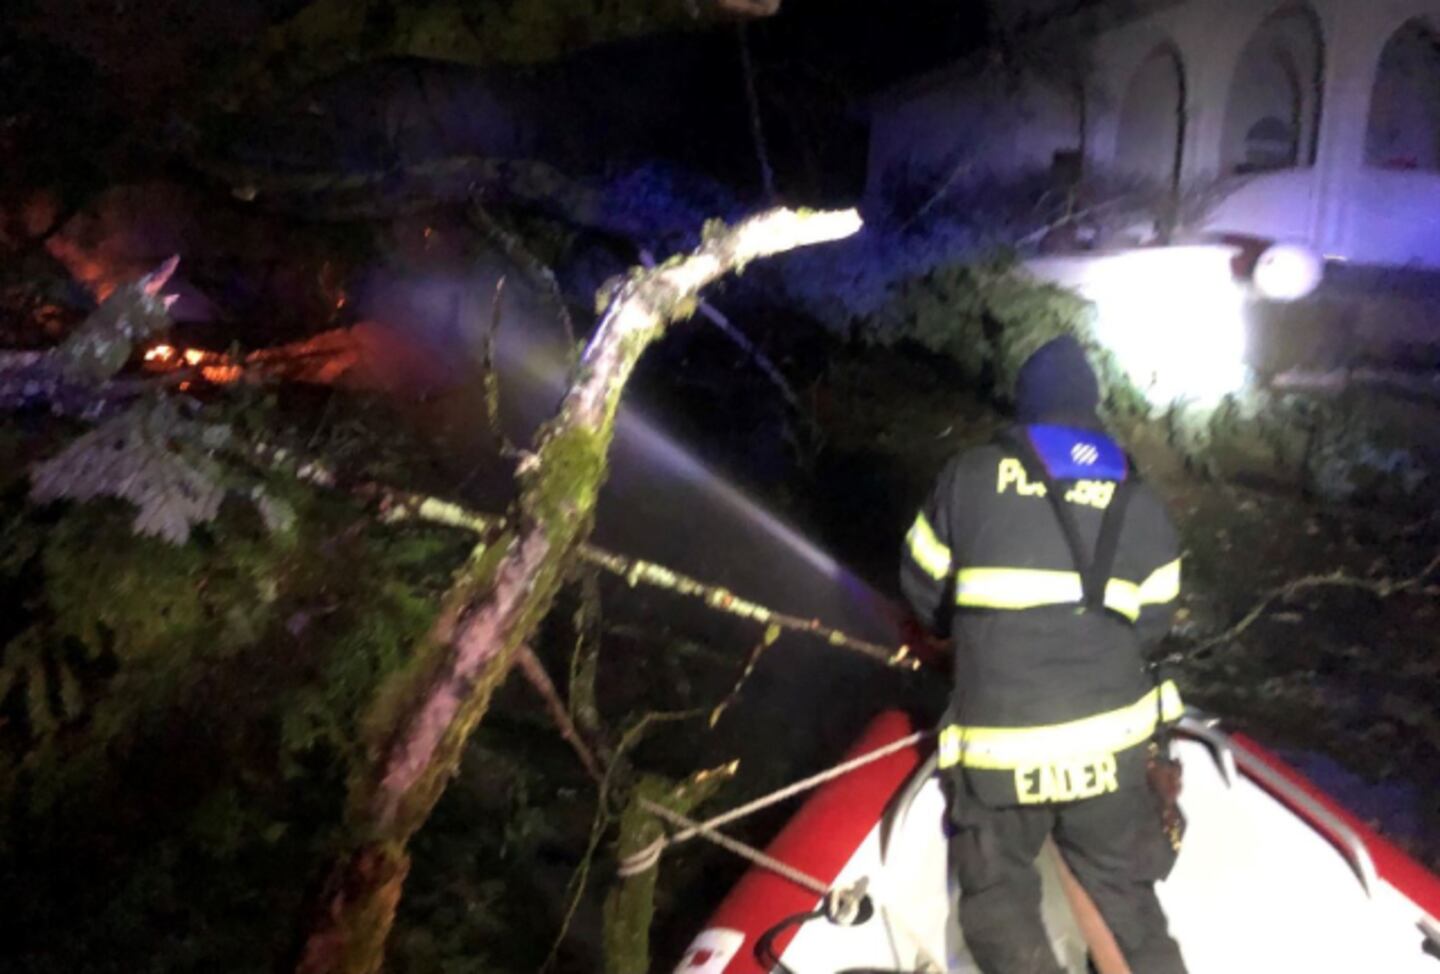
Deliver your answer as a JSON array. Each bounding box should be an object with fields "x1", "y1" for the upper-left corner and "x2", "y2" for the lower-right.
[{"x1": 900, "y1": 335, "x2": 1187, "y2": 974}]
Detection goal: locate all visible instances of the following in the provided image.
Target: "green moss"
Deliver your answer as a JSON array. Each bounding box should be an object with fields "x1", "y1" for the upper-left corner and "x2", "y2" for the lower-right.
[
  {"x1": 700, "y1": 219, "x2": 731, "y2": 246},
  {"x1": 602, "y1": 769, "x2": 728, "y2": 974},
  {"x1": 353, "y1": 533, "x2": 511, "y2": 818},
  {"x1": 671, "y1": 296, "x2": 699, "y2": 322},
  {"x1": 372, "y1": 535, "x2": 576, "y2": 844},
  {"x1": 521, "y1": 423, "x2": 607, "y2": 539},
  {"x1": 345, "y1": 412, "x2": 619, "y2": 857},
  {"x1": 602, "y1": 775, "x2": 673, "y2": 974}
]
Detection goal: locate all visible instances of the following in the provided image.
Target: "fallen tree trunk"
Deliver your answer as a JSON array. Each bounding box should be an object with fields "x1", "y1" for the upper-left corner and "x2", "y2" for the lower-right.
[
  {"x1": 201, "y1": 154, "x2": 665, "y2": 239},
  {"x1": 295, "y1": 206, "x2": 862, "y2": 974}
]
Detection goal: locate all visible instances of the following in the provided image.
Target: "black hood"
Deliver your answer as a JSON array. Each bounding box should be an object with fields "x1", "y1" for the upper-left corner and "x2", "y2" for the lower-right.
[{"x1": 1013, "y1": 335, "x2": 1101, "y2": 426}]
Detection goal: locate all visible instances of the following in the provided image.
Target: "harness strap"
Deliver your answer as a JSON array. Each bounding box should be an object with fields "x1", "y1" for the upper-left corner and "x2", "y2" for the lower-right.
[{"x1": 997, "y1": 427, "x2": 1135, "y2": 616}]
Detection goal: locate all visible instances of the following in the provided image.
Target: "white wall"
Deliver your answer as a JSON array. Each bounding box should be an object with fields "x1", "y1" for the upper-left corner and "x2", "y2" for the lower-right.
[
  {"x1": 869, "y1": 0, "x2": 1440, "y2": 268},
  {"x1": 1113, "y1": 45, "x2": 1185, "y2": 186},
  {"x1": 1345, "y1": 169, "x2": 1440, "y2": 265},
  {"x1": 1203, "y1": 169, "x2": 1318, "y2": 243}
]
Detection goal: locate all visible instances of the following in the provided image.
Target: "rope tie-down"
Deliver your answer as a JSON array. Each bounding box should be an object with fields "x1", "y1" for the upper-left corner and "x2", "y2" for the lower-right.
[
  {"x1": 618, "y1": 729, "x2": 946, "y2": 974},
  {"x1": 617, "y1": 730, "x2": 929, "y2": 881}
]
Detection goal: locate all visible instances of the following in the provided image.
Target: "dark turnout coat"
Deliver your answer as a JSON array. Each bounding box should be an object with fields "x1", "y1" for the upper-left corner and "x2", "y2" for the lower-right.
[{"x1": 901, "y1": 418, "x2": 1183, "y2": 807}]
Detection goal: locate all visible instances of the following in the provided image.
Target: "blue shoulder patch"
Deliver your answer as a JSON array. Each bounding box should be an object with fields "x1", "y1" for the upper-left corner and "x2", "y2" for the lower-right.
[{"x1": 1025, "y1": 425, "x2": 1128, "y2": 482}]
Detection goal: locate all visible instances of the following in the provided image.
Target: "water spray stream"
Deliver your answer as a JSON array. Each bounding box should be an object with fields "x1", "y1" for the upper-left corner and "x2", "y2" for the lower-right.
[
  {"x1": 353, "y1": 258, "x2": 917, "y2": 771},
  {"x1": 356, "y1": 262, "x2": 900, "y2": 642}
]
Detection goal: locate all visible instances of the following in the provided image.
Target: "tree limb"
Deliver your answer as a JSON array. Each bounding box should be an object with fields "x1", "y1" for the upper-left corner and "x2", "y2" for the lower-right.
[
  {"x1": 737, "y1": 23, "x2": 777, "y2": 201},
  {"x1": 201, "y1": 154, "x2": 662, "y2": 240},
  {"x1": 515, "y1": 644, "x2": 602, "y2": 781},
  {"x1": 295, "y1": 206, "x2": 861, "y2": 974},
  {"x1": 639, "y1": 248, "x2": 800, "y2": 413},
  {"x1": 467, "y1": 202, "x2": 577, "y2": 359},
  {"x1": 1172, "y1": 550, "x2": 1440, "y2": 662}
]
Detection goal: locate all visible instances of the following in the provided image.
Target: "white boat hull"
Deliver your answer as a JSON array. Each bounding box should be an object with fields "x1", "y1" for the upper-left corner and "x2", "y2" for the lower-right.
[{"x1": 678, "y1": 712, "x2": 1440, "y2": 973}]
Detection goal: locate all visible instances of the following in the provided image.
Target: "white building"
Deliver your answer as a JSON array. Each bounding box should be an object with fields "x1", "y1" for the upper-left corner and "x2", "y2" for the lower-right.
[{"x1": 869, "y1": 0, "x2": 1440, "y2": 269}]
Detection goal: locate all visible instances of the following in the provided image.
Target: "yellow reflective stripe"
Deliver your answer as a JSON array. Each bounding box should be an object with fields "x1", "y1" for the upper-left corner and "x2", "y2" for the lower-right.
[
  {"x1": 937, "y1": 681, "x2": 1184, "y2": 771},
  {"x1": 1139, "y1": 558, "x2": 1181, "y2": 606},
  {"x1": 906, "y1": 513, "x2": 952, "y2": 581},
  {"x1": 955, "y1": 568, "x2": 1081, "y2": 609},
  {"x1": 956, "y1": 568, "x2": 1142, "y2": 622},
  {"x1": 1103, "y1": 579, "x2": 1141, "y2": 621}
]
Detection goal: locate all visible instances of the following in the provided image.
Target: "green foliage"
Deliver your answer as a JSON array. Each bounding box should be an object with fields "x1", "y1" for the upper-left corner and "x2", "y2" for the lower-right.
[
  {"x1": 1301, "y1": 391, "x2": 1431, "y2": 503},
  {"x1": 387, "y1": 714, "x2": 601, "y2": 974},
  {"x1": 250, "y1": 0, "x2": 701, "y2": 100},
  {"x1": 0, "y1": 412, "x2": 475, "y2": 971},
  {"x1": 30, "y1": 399, "x2": 255, "y2": 544},
  {"x1": 869, "y1": 257, "x2": 1147, "y2": 422},
  {"x1": 875, "y1": 259, "x2": 1434, "y2": 503}
]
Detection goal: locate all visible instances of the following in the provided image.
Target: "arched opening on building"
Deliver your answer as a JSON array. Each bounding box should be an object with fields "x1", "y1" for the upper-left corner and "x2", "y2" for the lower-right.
[
  {"x1": 1366, "y1": 19, "x2": 1440, "y2": 170},
  {"x1": 1221, "y1": 5, "x2": 1325, "y2": 174},
  {"x1": 1114, "y1": 44, "x2": 1186, "y2": 190}
]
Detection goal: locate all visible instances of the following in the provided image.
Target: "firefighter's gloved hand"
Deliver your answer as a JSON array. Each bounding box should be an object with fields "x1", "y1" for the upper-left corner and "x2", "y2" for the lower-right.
[{"x1": 898, "y1": 614, "x2": 951, "y2": 673}]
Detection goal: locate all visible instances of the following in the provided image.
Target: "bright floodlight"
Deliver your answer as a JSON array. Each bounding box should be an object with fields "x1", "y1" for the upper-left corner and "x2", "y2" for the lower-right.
[
  {"x1": 1253, "y1": 242, "x2": 1324, "y2": 302},
  {"x1": 1029, "y1": 246, "x2": 1251, "y2": 408}
]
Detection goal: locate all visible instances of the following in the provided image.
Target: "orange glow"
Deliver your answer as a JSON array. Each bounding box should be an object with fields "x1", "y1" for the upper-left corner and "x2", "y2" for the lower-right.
[
  {"x1": 139, "y1": 331, "x2": 371, "y2": 389},
  {"x1": 142, "y1": 343, "x2": 243, "y2": 385},
  {"x1": 201, "y1": 365, "x2": 243, "y2": 385}
]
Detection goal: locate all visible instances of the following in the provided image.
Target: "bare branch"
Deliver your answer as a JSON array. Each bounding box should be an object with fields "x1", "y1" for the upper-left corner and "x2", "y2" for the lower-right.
[
  {"x1": 466, "y1": 201, "x2": 578, "y2": 358},
  {"x1": 707, "y1": 627, "x2": 779, "y2": 729},
  {"x1": 480, "y1": 276, "x2": 519, "y2": 456},
  {"x1": 515, "y1": 644, "x2": 602, "y2": 781},
  {"x1": 1172, "y1": 550, "x2": 1440, "y2": 662},
  {"x1": 737, "y1": 23, "x2": 777, "y2": 201},
  {"x1": 639, "y1": 248, "x2": 800, "y2": 413}
]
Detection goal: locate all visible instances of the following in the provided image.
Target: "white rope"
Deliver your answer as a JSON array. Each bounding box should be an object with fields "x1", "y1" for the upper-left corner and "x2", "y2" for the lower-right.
[
  {"x1": 618, "y1": 729, "x2": 932, "y2": 879},
  {"x1": 633, "y1": 798, "x2": 829, "y2": 896}
]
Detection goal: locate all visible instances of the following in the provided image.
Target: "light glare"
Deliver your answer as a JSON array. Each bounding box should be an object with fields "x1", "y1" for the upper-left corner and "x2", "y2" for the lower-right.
[
  {"x1": 1029, "y1": 246, "x2": 1251, "y2": 409},
  {"x1": 1253, "y1": 242, "x2": 1324, "y2": 302}
]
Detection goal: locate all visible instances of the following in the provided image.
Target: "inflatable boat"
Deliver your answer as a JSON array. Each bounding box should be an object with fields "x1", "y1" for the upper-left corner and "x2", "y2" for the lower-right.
[{"x1": 676, "y1": 710, "x2": 1440, "y2": 973}]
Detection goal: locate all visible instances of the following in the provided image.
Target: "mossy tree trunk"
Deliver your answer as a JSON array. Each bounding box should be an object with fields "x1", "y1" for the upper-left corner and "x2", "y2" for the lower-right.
[
  {"x1": 603, "y1": 771, "x2": 730, "y2": 974},
  {"x1": 294, "y1": 207, "x2": 861, "y2": 974}
]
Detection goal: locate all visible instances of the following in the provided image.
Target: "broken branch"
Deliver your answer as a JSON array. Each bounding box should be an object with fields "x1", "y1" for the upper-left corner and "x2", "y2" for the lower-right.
[
  {"x1": 1174, "y1": 549, "x2": 1440, "y2": 662},
  {"x1": 297, "y1": 206, "x2": 861, "y2": 974}
]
